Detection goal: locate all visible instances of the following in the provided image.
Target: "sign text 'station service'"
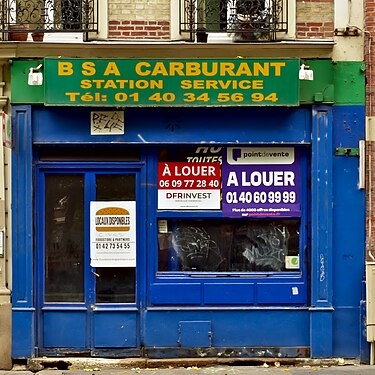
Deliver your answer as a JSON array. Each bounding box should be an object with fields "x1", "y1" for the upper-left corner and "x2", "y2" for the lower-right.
[{"x1": 45, "y1": 58, "x2": 300, "y2": 107}]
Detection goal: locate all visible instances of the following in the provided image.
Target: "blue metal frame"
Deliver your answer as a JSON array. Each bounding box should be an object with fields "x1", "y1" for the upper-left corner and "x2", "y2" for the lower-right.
[
  {"x1": 331, "y1": 105, "x2": 366, "y2": 358},
  {"x1": 147, "y1": 145, "x2": 310, "y2": 307},
  {"x1": 32, "y1": 107, "x2": 311, "y2": 145},
  {"x1": 310, "y1": 106, "x2": 334, "y2": 357},
  {"x1": 34, "y1": 163, "x2": 147, "y2": 353},
  {"x1": 11, "y1": 103, "x2": 366, "y2": 359},
  {"x1": 12, "y1": 106, "x2": 35, "y2": 358}
]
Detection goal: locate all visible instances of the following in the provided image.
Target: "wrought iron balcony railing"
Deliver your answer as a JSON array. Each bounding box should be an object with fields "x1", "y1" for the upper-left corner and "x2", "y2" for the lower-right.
[
  {"x1": 180, "y1": 0, "x2": 287, "y2": 42},
  {"x1": 0, "y1": 0, "x2": 98, "y2": 38}
]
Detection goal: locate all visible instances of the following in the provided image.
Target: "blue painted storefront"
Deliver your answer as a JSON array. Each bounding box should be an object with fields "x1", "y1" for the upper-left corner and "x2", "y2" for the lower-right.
[{"x1": 11, "y1": 103, "x2": 366, "y2": 359}]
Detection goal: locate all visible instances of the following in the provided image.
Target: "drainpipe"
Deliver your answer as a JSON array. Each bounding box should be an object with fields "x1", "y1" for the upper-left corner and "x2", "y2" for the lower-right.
[{"x1": 0, "y1": 61, "x2": 11, "y2": 370}]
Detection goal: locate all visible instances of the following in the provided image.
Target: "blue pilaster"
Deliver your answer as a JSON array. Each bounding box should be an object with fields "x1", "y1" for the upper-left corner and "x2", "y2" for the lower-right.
[
  {"x1": 310, "y1": 105, "x2": 334, "y2": 357},
  {"x1": 11, "y1": 106, "x2": 35, "y2": 358}
]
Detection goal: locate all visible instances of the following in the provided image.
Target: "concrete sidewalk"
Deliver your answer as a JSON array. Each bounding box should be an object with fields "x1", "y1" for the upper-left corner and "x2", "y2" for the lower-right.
[
  {"x1": 2, "y1": 364, "x2": 375, "y2": 375},
  {"x1": 1, "y1": 358, "x2": 374, "y2": 375},
  {"x1": 22, "y1": 356, "x2": 363, "y2": 371}
]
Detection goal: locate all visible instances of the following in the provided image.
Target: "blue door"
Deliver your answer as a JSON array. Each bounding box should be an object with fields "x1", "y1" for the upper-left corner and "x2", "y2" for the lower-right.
[{"x1": 36, "y1": 165, "x2": 144, "y2": 355}]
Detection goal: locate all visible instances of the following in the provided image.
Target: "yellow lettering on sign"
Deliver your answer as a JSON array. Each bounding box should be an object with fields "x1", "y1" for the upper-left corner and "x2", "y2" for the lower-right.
[
  {"x1": 58, "y1": 62, "x2": 73, "y2": 76},
  {"x1": 180, "y1": 80, "x2": 192, "y2": 89},
  {"x1": 201, "y1": 63, "x2": 218, "y2": 77},
  {"x1": 134, "y1": 60, "x2": 287, "y2": 78},
  {"x1": 180, "y1": 79, "x2": 264, "y2": 90},
  {"x1": 169, "y1": 62, "x2": 185, "y2": 76},
  {"x1": 81, "y1": 79, "x2": 92, "y2": 88},
  {"x1": 82, "y1": 62, "x2": 96, "y2": 76},
  {"x1": 253, "y1": 80, "x2": 264, "y2": 89},
  {"x1": 186, "y1": 63, "x2": 201, "y2": 76},
  {"x1": 92, "y1": 80, "x2": 105, "y2": 88},
  {"x1": 236, "y1": 63, "x2": 252, "y2": 76},
  {"x1": 238, "y1": 80, "x2": 251, "y2": 89},
  {"x1": 218, "y1": 80, "x2": 232, "y2": 89},
  {"x1": 253, "y1": 63, "x2": 269, "y2": 76},
  {"x1": 104, "y1": 62, "x2": 120, "y2": 76},
  {"x1": 104, "y1": 80, "x2": 118, "y2": 89},
  {"x1": 152, "y1": 62, "x2": 168, "y2": 76},
  {"x1": 65, "y1": 92, "x2": 80, "y2": 101},
  {"x1": 271, "y1": 62, "x2": 286, "y2": 76},
  {"x1": 206, "y1": 80, "x2": 219, "y2": 89},
  {"x1": 220, "y1": 63, "x2": 236, "y2": 76},
  {"x1": 80, "y1": 79, "x2": 164, "y2": 90},
  {"x1": 193, "y1": 80, "x2": 205, "y2": 89},
  {"x1": 135, "y1": 62, "x2": 151, "y2": 76}
]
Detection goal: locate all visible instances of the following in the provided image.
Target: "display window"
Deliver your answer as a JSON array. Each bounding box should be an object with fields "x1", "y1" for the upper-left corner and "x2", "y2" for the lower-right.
[
  {"x1": 150, "y1": 145, "x2": 308, "y2": 306},
  {"x1": 158, "y1": 218, "x2": 300, "y2": 272}
]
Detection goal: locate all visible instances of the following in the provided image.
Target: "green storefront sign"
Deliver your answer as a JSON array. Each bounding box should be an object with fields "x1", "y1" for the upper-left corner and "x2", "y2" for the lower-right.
[{"x1": 44, "y1": 58, "x2": 300, "y2": 107}]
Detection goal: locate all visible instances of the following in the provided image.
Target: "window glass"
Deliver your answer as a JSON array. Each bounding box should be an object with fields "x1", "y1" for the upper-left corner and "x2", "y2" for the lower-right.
[
  {"x1": 158, "y1": 219, "x2": 299, "y2": 272},
  {"x1": 38, "y1": 145, "x2": 140, "y2": 162},
  {"x1": 95, "y1": 267, "x2": 135, "y2": 303},
  {"x1": 95, "y1": 173, "x2": 136, "y2": 303},
  {"x1": 157, "y1": 145, "x2": 302, "y2": 274},
  {"x1": 96, "y1": 174, "x2": 136, "y2": 200},
  {"x1": 45, "y1": 174, "x2": 84, "y2": 302},
  {"x1": 61, "y1": 0, "x2": 82, "y2": 30},
  {"x1": 159, "y1": 146, "x2": 222, "y2": 163}
]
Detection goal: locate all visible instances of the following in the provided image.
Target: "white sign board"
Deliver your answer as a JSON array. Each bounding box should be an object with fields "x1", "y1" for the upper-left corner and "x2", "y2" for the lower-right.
[
  {"x1": 90, "y1": 111, "x2": 125, "y2": 135},
  {"x1": 158, "y1": 162, "x2": 221, "y2": 210},
  {"x1": 90, "y1": 201, "x2": 136, "y2": 267}
]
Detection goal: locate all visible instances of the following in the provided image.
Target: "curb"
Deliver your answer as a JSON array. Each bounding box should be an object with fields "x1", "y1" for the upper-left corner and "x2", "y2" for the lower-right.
[{"x1": 26, "y1": 357, "x2": 361, "y2": 372}]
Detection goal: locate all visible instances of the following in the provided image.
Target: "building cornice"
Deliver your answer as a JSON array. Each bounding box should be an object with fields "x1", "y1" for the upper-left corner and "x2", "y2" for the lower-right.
[{"x1": 0, "y1": 40, "x2": 335, "y2": 60}]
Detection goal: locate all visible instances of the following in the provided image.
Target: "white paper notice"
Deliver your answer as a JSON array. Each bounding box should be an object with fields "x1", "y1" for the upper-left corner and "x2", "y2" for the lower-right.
[
  {"x1": 90, "y1": 201, "x2": 136, "y2": 267},
  {"x1": 90, "y1": 111, "x2": 125, "y2": 135}
]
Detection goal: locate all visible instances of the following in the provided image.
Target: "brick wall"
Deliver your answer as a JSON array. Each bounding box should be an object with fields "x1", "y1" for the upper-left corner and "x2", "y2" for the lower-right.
[
  {"x1": 108, "y1": 0, "x2": 170, "y2": 40},
  {"x1": 108, "y1": 0, "x2": 335, "y2": 41},
  {"x1": 296, "y1": 0, "x2": 334, "y2": 38}
]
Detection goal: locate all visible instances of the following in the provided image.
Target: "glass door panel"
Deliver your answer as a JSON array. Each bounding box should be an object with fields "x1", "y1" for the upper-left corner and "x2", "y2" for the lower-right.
[
  {"x1": 40, "y1": 168, "x2": 141, "y2": 353},
  {"x1": 44, "y1": 174, "x2": 84, "y2": 302},
  {"x1": 96, "y1": 267, "x2": 136, "y2": 303},
  {"x1": 96, "y1": 174, "x2": 136, "y2": 201},
  {"x1": 94, "y1": 173, "x2": 137, "y2": 304}
]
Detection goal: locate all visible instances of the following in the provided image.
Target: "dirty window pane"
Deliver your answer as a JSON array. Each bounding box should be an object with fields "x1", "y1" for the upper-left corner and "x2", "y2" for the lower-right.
[
  {"x1": 45, "y1": 174, "x2": 84, "y2": 302},
  {"x1": 38, "y1": 145, "x2": 141, "y2": 161},
  {"x1": 95, "y1": 174, "x2": 136, "y2": 303},
  {"x1": 158, "y1": 219, "x2": 300, "y2": 272},
  {"x1": 95, "y1": 267, "x2": 136, "y2": 303},
  {"x1": 96, "y1": 174, "x2": 136, "y2": 201}
]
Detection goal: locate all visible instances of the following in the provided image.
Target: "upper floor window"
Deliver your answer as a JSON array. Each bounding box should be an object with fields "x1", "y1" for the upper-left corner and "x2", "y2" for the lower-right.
[
  {"x1": 1, "y1": 0, "x2": 99, "y2": 41},
  {"x1": 179, "y1": 0, "x2": 288, "y2": 42}
]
